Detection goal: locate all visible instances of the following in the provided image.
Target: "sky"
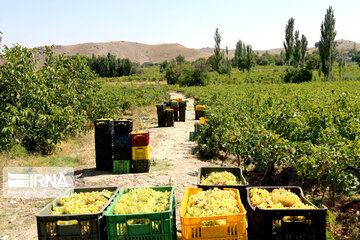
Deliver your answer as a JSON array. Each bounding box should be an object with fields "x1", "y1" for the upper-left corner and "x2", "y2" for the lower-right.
[{"x1": 1, "y1": 0, "x2": 359, "y2": 51}]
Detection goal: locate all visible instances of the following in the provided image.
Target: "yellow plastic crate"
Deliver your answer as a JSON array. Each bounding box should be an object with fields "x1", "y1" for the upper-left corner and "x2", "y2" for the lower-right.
[
  {"x1": 172, "y1": 98, "x2": 183, "y2": 102},
  {"x1": 132, "y1": 145, "x2": 150, "y2": 160},
  {"x1": 195, "y1": 105, "x2": 206, "y2": 111},
  {"x1": 180, "y1": 187, "x2": 246, "y2": 240},
  {"x1": 199, "y1": 117, "x2": 206, "y2": 124},
  {"x1": 166, "y1": 106, "x2": 171, "y2": 110}
]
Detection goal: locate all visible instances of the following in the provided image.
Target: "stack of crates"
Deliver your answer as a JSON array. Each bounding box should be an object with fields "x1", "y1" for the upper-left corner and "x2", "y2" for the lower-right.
[
  {"x1": 195, "y1": 105, "x2": 206, "y2": 120},
  {"x1": 131, "y1": 130, "x2": 150, "y2": 173},
  {"x1": 94, "y1": 119, "x2": 113, "y2": 171},
  {"x1": 113, "y1": 119, "x2": 133, "y2": 174}
]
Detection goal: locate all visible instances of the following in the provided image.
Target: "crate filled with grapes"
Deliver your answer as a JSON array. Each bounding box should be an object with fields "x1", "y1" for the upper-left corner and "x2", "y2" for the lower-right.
[
  {"x1": 105, "y1": 186, "x2": 176, "y2": 240},
  {"x1": 197, "y1": 167, "x2": 249, "y2": 206},
  {"x1": 246, "y1": 186, "x2": 327, "y2": 240},
  {"x1": 180, "y1": 187, "x2": 247, "y2": 240},
  {"x1": 36, "y1": 187, "x2": 118, "y2": 239}
]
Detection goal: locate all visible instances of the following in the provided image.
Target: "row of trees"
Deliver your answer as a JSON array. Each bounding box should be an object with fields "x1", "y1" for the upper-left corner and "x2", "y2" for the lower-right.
[
  {"x1": 86, "y1": 53, "x2": 133, "y2": 77},
  {"x1": 0, "y1": 34, "x2": 102, "y2": 153}
]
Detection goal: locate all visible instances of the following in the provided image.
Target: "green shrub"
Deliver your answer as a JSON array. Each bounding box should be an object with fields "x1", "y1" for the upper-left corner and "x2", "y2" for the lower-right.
[{"x1": 284, "y1": 68, "x2": 312, "y2": 83}]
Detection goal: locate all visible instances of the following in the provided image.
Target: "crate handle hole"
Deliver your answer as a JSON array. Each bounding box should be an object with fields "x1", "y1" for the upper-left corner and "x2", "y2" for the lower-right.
[{"x1": 127, "y1": 218, "x2": 150, "y2": 225}]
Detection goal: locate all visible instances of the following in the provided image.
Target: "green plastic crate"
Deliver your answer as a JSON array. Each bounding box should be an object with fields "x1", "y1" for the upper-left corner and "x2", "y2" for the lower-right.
[
  {"x1": 105, "y1": 186, "x2": 176, "y2": 240},
  {"x1": 113, "y1": 160, "x2": 131, "y2": 174}
]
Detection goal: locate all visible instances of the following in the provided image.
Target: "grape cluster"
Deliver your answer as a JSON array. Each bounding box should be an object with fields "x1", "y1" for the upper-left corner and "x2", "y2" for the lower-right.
[
  {"x1": 250, "y1": 188, "x2": 315, "y2": 209},
  {"x1": 185, "y1": 188, "x2": 240, "y2": 226},
  {"x1": 200, "y1": 171, "x2": 241, "y2": 185},
  {"x1": 113, "y1": 188, "x2": 171, "y2": 215},
  {"x1": 51, "y1": 190, "x2": 111, "y2": 215}
]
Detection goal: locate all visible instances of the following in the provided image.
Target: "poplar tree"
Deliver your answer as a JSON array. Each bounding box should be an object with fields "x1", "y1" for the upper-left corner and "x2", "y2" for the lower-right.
[
  {"x1": 214, "y1": 28, "x2": 222, "y2": 74},
  {"x1": 319, "y1": 6, "x2": 336, "y2": 81},
  {"x1": 284, "y1": 18, "x2": 295, "y2": 69},
  {"x1": 293, "y1": 30, "x2": 301, "y2": 67},
  {"x1": 300, "y1": 34, "x2": 308, "y2": 67}
]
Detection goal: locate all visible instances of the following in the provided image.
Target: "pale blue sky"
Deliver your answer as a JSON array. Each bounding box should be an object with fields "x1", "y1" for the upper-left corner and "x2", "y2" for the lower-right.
[{"x1": 1, "y1": 0, "x2": 359, "y2": 50}]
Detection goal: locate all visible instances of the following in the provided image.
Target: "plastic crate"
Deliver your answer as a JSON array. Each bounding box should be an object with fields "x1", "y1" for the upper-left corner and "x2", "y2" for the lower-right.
[
  {"x1": 199, "y1": 117, "x2": 206, "y2": 124},
  {"x1": 189, "y1": 132, "x2": 201, "y2": 141},
  {"x1": 132, "y1": 146, "x2": 150, "y2": 160},
  {"x1": 131, "y1": 130, "x2": 150, "y2": 147},
  {"x1": 132, "y1": 159, "x2": 150, "y2": 173},
  {"x1": 113, "y1": 147, "x2": 132, "y2": 160},
  {"x1": 197, "y1": 167, "x2": 249, "y2": 207},
  {"x1": 195, "y1": 105, "x2": 206, "y2": 111},
  {"x1": 195, "y1": 110, "x2": 205, "y2": 120},
  {"x1": 180, "y1": 187, "x2": 246, "y2": 240},
  {"x1": 36, "y1": 187, "x2": 119, "y2": 240},
  {"x1": 179, "y1": 102, "x2": 186, "y2": 122},
  {"x1": 246, "y1": 186, "x2": 327, "y2": 240},
  {"x1": 94, "y1": 119, "x2": 113, "y2": 133},
  {"x1": 105, "y1": 186, "x2": 176, "y2": 240},
  {"x1": 113, "y1": 133, "x2": 131, "y2": 148},
  {"x1": 113, "y1": 160, "x2": 131, "y2": 174},
  {"x1": 157, "y1": 105, "x2": 167, "y2": 127},
  {"x1": 95, "y1": 149, "x2": 113, "y2": 171},
  {"x1": 166, "y1": 109, "x2": 174, "y2": 127},
  {"x1": 172, "y1": 98, "x2": 183, "y2": 102},
  {"x1": 113, "y1": 119, "x2": 133, "y2": 134}
]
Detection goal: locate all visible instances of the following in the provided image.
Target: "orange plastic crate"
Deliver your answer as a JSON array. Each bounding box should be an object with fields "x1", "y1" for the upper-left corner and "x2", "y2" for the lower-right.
[
  {"x1": 199, "y1": 117, "x2": 206, "y2": 124},
  {"x1": 180, "y1": 187, "x2": 246, "y2": 240},
  {"x1": 195, "y1": 105, "x2": 206, "y2": 111}
]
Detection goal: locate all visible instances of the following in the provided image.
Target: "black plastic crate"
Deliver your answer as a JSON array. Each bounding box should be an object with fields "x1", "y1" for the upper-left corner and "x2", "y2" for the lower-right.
[
  {"x1": 166, "y1": 109, "x2": 174, "y2": 127},
  {"x1": 246, "y1": 186, "x2": 327, "y2": 240},
  {"x1": 179, "y1": 101, "x2": 186, "y2": 122},
  {"x1": 94, "y1": 119, "x2": 113, "y2": 133},
  {"x1": 132, "y1": 159, "x2": 150, "y2": 173},
  {"x1": 113, "y1": 133, "x2": 131, "y2": 148},
  {"x1": 113, "y1": 147, "x2": 132, "y2": 160},
  {"x1": 113, "y1": 119, "x2": 133, "y2": 134},
  {"x1": 173, "y1": 110, "x2": 179, "y2": 122},
  {"x1": 157, "y1": 104, "x2": 167, "y2": 127},
  {"x1": 95, "y1": 149, "x2": 113, "y2": 172},
  {"x1": 36, "y1": 187, "x2": 119, "y2": 240},
  {"x1": 195, "y1": 110, "x2": 205, "y2": 120},
  {"x1": 197, "y1": 167, "x2": 249, "y2": 206}
]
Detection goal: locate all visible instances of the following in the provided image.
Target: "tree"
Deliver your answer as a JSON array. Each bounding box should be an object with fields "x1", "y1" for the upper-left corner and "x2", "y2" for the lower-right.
[
  {"x1": 306, "y1": 54, "x2": 321, "y2": 70},
  {"x1": 338, "y1": 51, "x2": 345, "y2": 80},
  {"x1": 176, "y1": 54, "x2": 185, "y2": 64},
  {"x1": 293, "y1": 30, "x2": 301, "y2": 67},
  {"x1": 234, "y1": 40, "x2": 244, "y2": 68},
  {"x1": 159, "y1": 60, "x2": 169, "y2": 73},
  {"x1": 213, "y1": 28, "x2": 223, "y2": 74},
  {"x1": 284, "y1": 18, "x2": 295, "y2": 69},
  {"x1": 300, "y1": 34, "x2": 308, "y2": 67},
  {"x1": 244, "y1": 45, "x2": 255, "y2": 76},
  {"x1": 165, "y1": 60, "x2": 181, "y2": 84},
  {"x1": 319, "y1": 6, "x2": 337, "y2": 81}
]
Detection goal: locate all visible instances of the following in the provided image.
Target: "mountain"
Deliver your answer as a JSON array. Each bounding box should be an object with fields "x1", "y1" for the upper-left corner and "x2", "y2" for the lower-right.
[
  {"x1": 2, "y1": 40, "x2": 359, "y2": 65},
  {"x1": 36, "y1": 41, "x2": 211, "y2": 64}
]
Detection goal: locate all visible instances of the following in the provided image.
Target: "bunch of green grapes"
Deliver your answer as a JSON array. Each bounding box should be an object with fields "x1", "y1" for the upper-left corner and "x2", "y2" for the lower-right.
[
  {"x1": 113, "y1": 188, "x2": 171, "y2": 215},
  {"x1": 51, "y1": 190, "x2": 112, "y2": 215},
  {"x1": 185, "y1": 188, "x2": 240, "y2": 226},
  {"x1": 250, "y1": 188, "x2": 315, "y2": 210},
  {"x1": 200, "y1": 171, "x2": 241, "y2": 185}
]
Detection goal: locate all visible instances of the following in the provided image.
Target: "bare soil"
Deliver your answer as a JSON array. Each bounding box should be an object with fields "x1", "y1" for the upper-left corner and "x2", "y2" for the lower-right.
[{"x1": 0, "y1": 92, "x2": 216, "y2": 239}]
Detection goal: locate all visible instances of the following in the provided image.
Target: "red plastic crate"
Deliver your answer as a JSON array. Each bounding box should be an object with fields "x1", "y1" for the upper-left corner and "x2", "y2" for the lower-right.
[
  {"x1": 171, "y1": 107, "x2": 179, "y2": 112},
  {"x1": 131, "y1": 130, "x2": 150, "y2": 146}
]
